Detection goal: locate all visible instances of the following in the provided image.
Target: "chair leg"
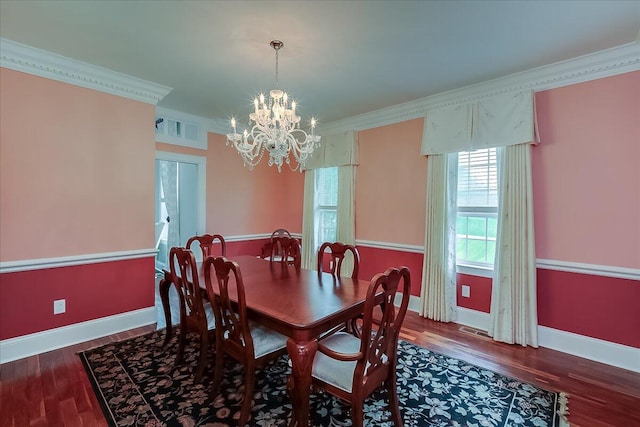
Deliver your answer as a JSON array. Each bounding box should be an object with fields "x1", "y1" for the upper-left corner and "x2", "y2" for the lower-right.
[
  {"x1": 193, "y1": 328, "x2": 208, "y2": 383},
  {"x1": 350, "y1": 316, "x2": 363, "y2": 338},
  {"x1": 351, "y1": 400, "x2": 364, "y2": 427},
  {"x1": 176, "y1": 325, "x2": 187, "y2": 365},
  {"x1": 387, "y1": 375, "x2": 403, "y2": 426},
  {"x1": 238, "y1": 366, "x2": 255, "y2": 427},
  {"x1": 210, "y1": 341, "x2": 224, "y2": 399}
]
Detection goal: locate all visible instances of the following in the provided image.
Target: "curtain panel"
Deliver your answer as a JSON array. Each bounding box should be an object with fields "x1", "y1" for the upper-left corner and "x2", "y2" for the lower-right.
[
  {"x1": 489, "y1": 143, "x2": 538, "y2": 347},
  {"x1": 301, "y1": 171, "x2": 316, "y2": 270},
  {"x1": 419, "y1": 154, "x2": 458, "y2": 322},
  {"x1": 421, "y1": 91, "x2": 537, "y2": 155},
  {"x1": 301, "y1": 131, "x2": 358, "y2": 271}
]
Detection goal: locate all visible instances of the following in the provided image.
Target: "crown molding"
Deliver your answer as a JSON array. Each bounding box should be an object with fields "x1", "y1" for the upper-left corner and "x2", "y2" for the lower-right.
[
  {"x1": 319, "y1": 41, "x2": 640, "y2": 134},
  {"x1": 0, "y1": 38, "x2": 172, "y2": 104},
  {"x1": 208, "y1": 116, "x2": 232, "y2": 135}
]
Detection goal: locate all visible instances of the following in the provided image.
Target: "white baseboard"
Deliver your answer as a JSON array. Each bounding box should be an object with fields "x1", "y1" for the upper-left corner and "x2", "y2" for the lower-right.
[
  {"x1": 455, "y1": 306, "x2": 491, "y2": 329},
  {"x1": 0, "y1": 307, "x2": 156, "y2": 364},
  {"x1": 537, "y1": 326, "x2": 640, "y2": 373},
  {"x1": 3, "y1": 302, "x2": 638, "y2": 373},
  {"x1": 412, "y1": 301, "x2": 640, "y2": 373}
]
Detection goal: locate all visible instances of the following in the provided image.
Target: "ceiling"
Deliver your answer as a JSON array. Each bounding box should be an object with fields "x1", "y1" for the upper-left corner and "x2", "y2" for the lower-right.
[{"x1": 1, "y1": 1, "x2": 639, "y2": 127}]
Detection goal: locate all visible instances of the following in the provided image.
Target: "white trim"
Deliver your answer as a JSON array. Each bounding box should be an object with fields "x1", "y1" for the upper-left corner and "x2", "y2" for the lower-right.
[
  {"x1": 0, "y1": 307, "x2": 156, "y2": 364},
  {"x1": 537, "y1": 259, "x2": 640, "y2": 281},
  {"x1": 457, "y1": 264, "x2": 493, "y2": 279},
  {"x1": 355, "y1": 239, "x2": 423, "y2": 254},
  {"x1": 397, "y1": 294, "x2": 422, "y2": 314},
  {"x1": 453, "y1": 307, "x2": 640, "y2": 373},
  {"x1": 0, "y1": 233, "x2": 304, "y2": 273},
  {"x1": 455, "y1": 306, "x2": 491, "y2": 329},
  {"x1": 319, "y1": 41, "x2": 640, "y2": 134},
  {"x1": 0, "y1": 37, "x2": 172, "y2": 105},
  {"x1": 0, "y1": 248, "x2": 157, "y2": 274},
  {"x1": 225, "y1": 233, "x2": 271, "y2": 242},
  {"x1": 155, "y1": 107, "x2": 208, "y2": 150},
  {"x1": 352, "y1": 239, "x2": 639, "y2": 281},
  {"x1": 208, "y1": 116, "x2": 232, "y2": 136},
  {"x1": 225, "y1": 232, "x2": 302, "y2": 242},
  {"x1": 538, "y1": 326, "x2": 640, "y2": 373},
  {"x1": 155, "y1": 151, "x2": 207, "y2": 236}
]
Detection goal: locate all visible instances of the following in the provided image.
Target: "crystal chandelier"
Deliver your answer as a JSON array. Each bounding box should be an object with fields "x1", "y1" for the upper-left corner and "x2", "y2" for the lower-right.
[{"x1": 226, "y1": 40, "x2": 321, "y2": 172}]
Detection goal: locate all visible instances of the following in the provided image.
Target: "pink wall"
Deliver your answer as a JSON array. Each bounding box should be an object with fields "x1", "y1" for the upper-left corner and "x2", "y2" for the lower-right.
[
  {"x1": 357, "y1": 246, "x2": 424, "y2": 296},
  {"x1": 456, "y1": 274, "x2": 492, "y2": 312},
  {"x1": 0, "y1": 68, "x2": 155, "y2": 261},
  {"x1": 356, "y1": 119, "x2": 427, "y2": 246},
  {"x1": 0, "y1": 68, "x2": 156, "y2": 340},
  {"x1": 0, "y1": 258, "x2": 154, "y2": 340},
  {"x1": 156, "y1": 133, "x2": 304, "y2": 236},
  {"x1": 537, "y1": 269, "x2": 640, "y2": 348},
  {"x1": 533, "y1": 71, "x2": 640, "y2": 268}
]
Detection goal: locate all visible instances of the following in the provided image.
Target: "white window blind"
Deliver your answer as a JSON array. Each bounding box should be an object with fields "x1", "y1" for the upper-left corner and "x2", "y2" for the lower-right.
[
  {"x1": 456, "y1": 148, "x2": 498, "y2": 267},
  {"x1": 315, "y1": 167, "x2": 338, "y2": 248}
]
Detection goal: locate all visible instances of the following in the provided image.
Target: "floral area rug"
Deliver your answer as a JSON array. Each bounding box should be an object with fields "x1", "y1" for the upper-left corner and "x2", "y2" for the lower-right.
[{"x1": 78, "y1": 328, "x2": 569, "y2": 426}]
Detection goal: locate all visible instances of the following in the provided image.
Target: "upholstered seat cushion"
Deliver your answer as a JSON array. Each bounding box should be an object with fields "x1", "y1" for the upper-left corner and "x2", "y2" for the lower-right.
[
  {"x1": 263, "y1": 255, "x2": 295, "y2": 263},
  {"x1": 249, "y1": 322, "x2": 288, "y2": 358},
  {"x1": 311, "y1": 332, "x2": 361, "y2": 393},
  {"x1": 155, "y1": 283, "x2": 216, "y2": 330}
]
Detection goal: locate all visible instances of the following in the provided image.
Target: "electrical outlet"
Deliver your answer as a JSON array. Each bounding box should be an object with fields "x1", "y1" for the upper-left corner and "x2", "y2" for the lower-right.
[
  {"x1": 53, "y1": 299, "x2": 66, "y2": 315},
  {"x1": 461, "y1": 285, "x2": 471, "y2": 298}
]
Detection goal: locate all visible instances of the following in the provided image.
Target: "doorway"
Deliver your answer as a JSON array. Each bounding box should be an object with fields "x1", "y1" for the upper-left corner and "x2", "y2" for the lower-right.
[{"x1": 155, "y1": 151, "x2": 206, "y2": 272}]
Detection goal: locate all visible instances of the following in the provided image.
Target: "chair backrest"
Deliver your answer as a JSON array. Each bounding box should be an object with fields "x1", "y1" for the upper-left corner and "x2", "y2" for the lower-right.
[
  {"x1": 169, "y1": 247, "x2": 206, "y2": 319},
  {"x1": 355, "y1": 266, "x2": 411, "y2": 394},
  {"x1": 203, "y1": 256, "x2": 254, "y2": 360},
  {"x1": 186, "y1": 234, "x2": 226, "y2": 260},
  {"x1": 271, "y1": 236, "x2": 301, "y2": 268},
  {"x1": 317, "y1": 241, "x2": 360, "y2": 279},
  {"x1": 270, "y1": 228, "x2": 292, "y2": 255}
]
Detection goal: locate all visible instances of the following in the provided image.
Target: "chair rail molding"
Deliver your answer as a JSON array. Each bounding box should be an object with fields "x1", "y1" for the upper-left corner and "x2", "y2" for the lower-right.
[
  {"x1": 0, "y1": 248, "x2": 157, "y2": 274},
  {"x1": 354, "y1": 239, "x2": 640, "y2": 281},
  {"x1": 0, "y1": 37, "x2": 172, "y2": 104}
]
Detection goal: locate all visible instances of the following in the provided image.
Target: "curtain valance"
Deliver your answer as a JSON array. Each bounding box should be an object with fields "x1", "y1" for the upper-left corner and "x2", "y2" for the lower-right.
[
  {"x1": 304, "y1": 130, "x2": 359, "y2": 170},
  {"x1": 421, "y1": 91, "x2": 537, "y2": 155}
]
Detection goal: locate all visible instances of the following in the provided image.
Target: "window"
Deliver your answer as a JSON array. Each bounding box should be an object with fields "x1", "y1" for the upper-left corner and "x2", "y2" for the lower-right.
[
  {"x1": 456, "y1": 148, "x2": 498, "y2": 268},
  {"x1": 315, "y1": 167, "x2": 338, "y2": 248}
]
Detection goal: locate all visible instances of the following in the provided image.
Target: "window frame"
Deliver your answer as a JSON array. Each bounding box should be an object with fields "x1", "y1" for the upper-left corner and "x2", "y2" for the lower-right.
[
  {"x1": 314, "y1": 167, "x2": 338, "y2": 250},
  {"x1": 455, "y1": 147, "x2": 499, "y2": 276}
]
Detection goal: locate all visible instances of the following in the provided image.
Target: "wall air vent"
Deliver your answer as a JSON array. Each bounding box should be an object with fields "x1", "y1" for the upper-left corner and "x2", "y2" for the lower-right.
[{"x1": 154, "y1": 107, "x2": 208, "y2": 150}]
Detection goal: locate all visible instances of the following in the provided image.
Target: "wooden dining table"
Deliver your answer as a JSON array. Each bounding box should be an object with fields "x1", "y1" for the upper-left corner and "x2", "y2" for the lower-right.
[{"x1": 159, "y1": 254, "x2": 371, "y2": 427}]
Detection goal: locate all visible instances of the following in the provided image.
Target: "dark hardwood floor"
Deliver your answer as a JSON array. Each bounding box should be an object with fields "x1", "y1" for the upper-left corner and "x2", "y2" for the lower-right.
[{"x1": 1, "y1": 312, "x2": 638, "y2": 426}]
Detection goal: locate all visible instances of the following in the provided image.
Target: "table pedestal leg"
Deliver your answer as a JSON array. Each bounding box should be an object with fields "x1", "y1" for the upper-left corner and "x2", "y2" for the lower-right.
[
  {"x1": 159, "y1": 277, "x2": 173, "y2": 346},
  {"x1": 287, "y1": 338, "x2": 318, "y2": 427}
]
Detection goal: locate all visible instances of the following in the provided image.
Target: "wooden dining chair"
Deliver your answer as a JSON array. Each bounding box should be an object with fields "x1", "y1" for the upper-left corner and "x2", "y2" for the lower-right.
[
  {"x1": 261, "y1": 228, "x2": 292, "y2": 261},
  {"x1": 168, "y1": 246, "x2": 214, "y2": 383},
  {"x1": 270, "y1": 236, "x2": 301, "y2": 269},
  {"x1": 308, "y1": 266, "x2": 411, "y2": 427},
  {"x1": 186, "y1": 233, "x2": 226, "y2": 260},
  {"x1": 317, "y1": 241, "x2": 361, "y2": 335},
  {"x1": 203, "y1": 256, "x2": 288, "y2": 427},
  {"x1": 317, "y1": 241, "x2": 360, "y2": 279}
]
